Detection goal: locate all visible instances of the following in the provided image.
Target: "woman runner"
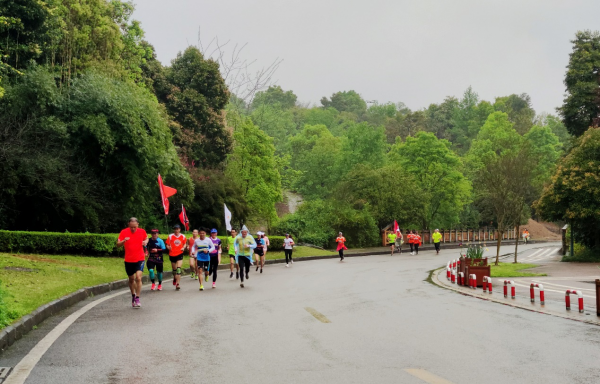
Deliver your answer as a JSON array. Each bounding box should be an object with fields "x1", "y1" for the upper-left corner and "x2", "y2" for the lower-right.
[
  {"x1": 336, "y1": 232, "x2": 347, "y2": 261},
  {"x1": 235, "y1": 226, "x2": 256, "y2": 288},
  {"x1": 283, "y1": 234, "x2": 294, "y2": 267},
  {"x1": 414, "y1": 231, "x2": 422, "y2": 255},
  {"x1": 188, "y1": 229, "x2": 199, "y2": 279},
  {"x1": 208, "y1": 229, "x2": 222, "y2": 288}
]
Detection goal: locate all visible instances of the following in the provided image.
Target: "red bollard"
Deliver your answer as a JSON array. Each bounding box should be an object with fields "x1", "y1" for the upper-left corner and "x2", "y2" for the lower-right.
[
  {"x1": 483, "y1": 276, "x2": 492, "y2": 294},
  {"x1": 458, "y1": 272, "x2": 464, "y2": 285},
  {"x1": 451, "y1": 268, "x2": 456, "y2": 284},
  {"x1": 504, "y1": 280, "x2": 515, "y2": 298},
  {"x1": 446, "y1": 263, "x2": 451, "y2": 280},
  {"x1": 469, "y1": 274, "x2": 477, "y2": 289},
  {"x1": 530, "y1": 283, "x2": 545, "y2": 305},
  {"x1": 565, "y1": 290, "x2": 584, "y2": 313}
]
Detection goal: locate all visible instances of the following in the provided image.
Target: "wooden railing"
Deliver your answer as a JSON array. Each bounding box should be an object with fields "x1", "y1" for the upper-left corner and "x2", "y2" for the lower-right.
[{"x1": 381, "y1": 228, "x2": 518, "y2": 247}]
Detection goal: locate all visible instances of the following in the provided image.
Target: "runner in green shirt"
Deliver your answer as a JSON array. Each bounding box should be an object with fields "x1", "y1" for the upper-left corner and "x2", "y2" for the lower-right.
[
  {"x1": 387, "y1": 232, "x2": 397, "y2": 256},
  {"x1": 432, "y1": 229, "x2": 442, "y2": 255},
  {"x1": 227, "y1": 229, "x2": 239, "y2": 279}
]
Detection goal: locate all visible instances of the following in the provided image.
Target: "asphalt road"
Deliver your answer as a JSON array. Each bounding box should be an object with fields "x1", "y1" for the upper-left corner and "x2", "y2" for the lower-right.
[{"x1": 2, "y1": 243, "x2": 600, "y2": 384}]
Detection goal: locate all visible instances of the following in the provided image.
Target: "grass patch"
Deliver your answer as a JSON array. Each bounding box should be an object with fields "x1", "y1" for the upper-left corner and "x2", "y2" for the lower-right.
[
  {"x1": 0, "y1": 246, "x2": 335, "y2": 329},
  {"x1": 490, "y1": 262, "x2": 547, "y2": 278}
]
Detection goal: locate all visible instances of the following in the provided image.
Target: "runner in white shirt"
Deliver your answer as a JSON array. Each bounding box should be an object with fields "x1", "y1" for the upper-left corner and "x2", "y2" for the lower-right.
[{"x1": 283, "y1": 233, "x2": 294, "y2": 267}]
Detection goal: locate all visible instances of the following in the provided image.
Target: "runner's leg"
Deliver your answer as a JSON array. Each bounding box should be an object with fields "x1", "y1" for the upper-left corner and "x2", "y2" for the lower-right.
[
  {"x1": 171, "y1": 261, "x2": 177, "y2": 284},
  {"x1": 157, "y1": 263, "x2": 163, "y2": 285},
  {"x1": 176, "y1": 259, "x2": 183, "y2": 286},
  {"x1": 211, "y1": 256, "x2": 218, "y2": 283},
  {"x1": 189, "y1": 257, "x2": 196, "y2": 278},
  {"x1": 260, "y1": 255, "x2": 265, "y2": 271}
]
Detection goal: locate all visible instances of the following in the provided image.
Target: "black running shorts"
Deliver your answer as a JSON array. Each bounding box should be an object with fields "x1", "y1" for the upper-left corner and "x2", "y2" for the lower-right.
[
  {"x1": 124, "y1": 261, "x2": 145, "y2": 276},
  {"x1": 169, "y1": 254, "x2": 184, "y2": 263}
]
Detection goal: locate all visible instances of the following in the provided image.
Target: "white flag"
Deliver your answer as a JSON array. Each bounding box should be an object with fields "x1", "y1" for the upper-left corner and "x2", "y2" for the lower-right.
[{"x1": 224, "y1": 204, "x2": 232, "y2": 231}]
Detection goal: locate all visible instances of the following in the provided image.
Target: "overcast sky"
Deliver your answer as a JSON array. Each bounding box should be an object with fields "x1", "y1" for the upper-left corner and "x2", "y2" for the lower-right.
[{"x1": 134, "y1": 0, "x2": 600, "y2": 115}]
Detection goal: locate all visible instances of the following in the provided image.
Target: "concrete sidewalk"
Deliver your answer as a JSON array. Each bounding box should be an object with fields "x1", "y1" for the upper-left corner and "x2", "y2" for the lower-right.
[{"x1": 433, "y1": 244, "x2": 600, "y2": 326}]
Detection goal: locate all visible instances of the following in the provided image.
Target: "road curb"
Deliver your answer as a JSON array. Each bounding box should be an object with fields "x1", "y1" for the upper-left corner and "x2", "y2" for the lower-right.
[{"x1": 430, "y1": 264, "x2": 600, "y2": 327}]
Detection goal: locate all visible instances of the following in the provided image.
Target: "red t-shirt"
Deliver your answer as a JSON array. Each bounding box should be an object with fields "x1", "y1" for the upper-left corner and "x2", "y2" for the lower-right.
[
  {"x1": 118, "y1": 228, "x2": 148, "y2": 262},
  {"x1": 167, "y1": 233, "x2": 186, "y2": 256}
]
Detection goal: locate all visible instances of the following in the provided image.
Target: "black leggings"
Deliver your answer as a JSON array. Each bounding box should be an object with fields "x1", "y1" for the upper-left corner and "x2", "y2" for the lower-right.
[
  {"x1": 339, "y1": 250, "x2": 344, "y2": 259},
  {"x1": 409, "y1": 243, "x2": 414, "y2": 253},
  {"x1": 414, "y1": 244, "x2": 419, "y2": 254},
  {"x1": 285, "y1": 249, "x2": 293, "y2": 263},
  {"x1": 434, "y1": 242, "x2": 440, "y2": 252},
  {"x1": 210, "y1": 255, "x2": 219, "y2": 282},
  {"x1": 238, "y1": 257, "x2": 250, "y2": 281}
]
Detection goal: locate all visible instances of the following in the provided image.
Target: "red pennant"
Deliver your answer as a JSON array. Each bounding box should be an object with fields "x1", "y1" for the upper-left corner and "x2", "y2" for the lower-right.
[
  {"x1": 158, "y1": 174, "x2": 177, "y2": 215},
  {"x1": 179, "y1": 205, "x2": 190, "y2": 231}
]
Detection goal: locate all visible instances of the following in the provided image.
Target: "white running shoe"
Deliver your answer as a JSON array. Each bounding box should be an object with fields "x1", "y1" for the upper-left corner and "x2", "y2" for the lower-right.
[
  {"x1": 291, "y1": 260, "x2": 294, "y2": 264},
  {"x1": 286, "y1": 264, "x2": 289, "y2": 268}
]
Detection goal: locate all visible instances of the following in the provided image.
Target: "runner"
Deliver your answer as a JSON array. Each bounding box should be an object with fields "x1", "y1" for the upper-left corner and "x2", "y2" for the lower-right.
[
  {"x1": 227, "y1": 229, "x2": 240, "y2": 279},
  {"x1": 414, "y1": 231, "x2": 422, "y2": 255},
  {"x1": 192, "y1": 229, "x2": 215, "y2": 291},
  {"x1": 387, "y1": 231, "x2": 397, "y2": 256},
  {"x1": 116, "y1": 217, "x2": 148, "y2": 308},
  {"x1": 523, "y1": 228, "x2": 530, "y2": 244},
  {"x1": 336, "y1": 232, "x2": 347, "y2": 261},
  {"x1": 235, "y1": 225, "x2": 256, "y2": 288},
  {"x1": 188, "y1": 229, "x2": 199, "y2": 279},
  {"x1": 166, "y1": 224, "x2": 186, "y2": 291},
  {"x1": 255, "y1": 233, "x2": 265, "y2": 273},
  {"x1": 283, "y1": 233, "x2": 294, "y2": 267},
  {"x1": 396, "y1": 230, "x2": 404, "y2": 254},
  {"x1": 147, "y1": 229, "x2": 166, "y2": 291},
  {"x1": 209, "y1": 229, "x2": 222, "y2": 288},
  {"x1": 408, "y1": 230, "x2": 415, "y2": 255},
  {"x1": 262, "y1": 233, "x2": 270, "y2": 257},
  {"x1": 432, "y1": 229, "x2": 442, "y2": 255}
]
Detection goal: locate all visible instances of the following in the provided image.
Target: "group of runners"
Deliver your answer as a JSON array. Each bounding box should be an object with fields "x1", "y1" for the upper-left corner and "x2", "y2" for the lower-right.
[
  {"x1": 386, "y1": 229, "x2": 443, "y2": 256},
  {"x1": 117, "y1": 217, "x2": 296, "y2": 308}
]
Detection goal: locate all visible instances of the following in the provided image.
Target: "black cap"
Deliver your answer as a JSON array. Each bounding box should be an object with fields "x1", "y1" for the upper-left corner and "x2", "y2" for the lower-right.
[{"x1": 173, "y1": 224, "x2": 181, "y2": 229}]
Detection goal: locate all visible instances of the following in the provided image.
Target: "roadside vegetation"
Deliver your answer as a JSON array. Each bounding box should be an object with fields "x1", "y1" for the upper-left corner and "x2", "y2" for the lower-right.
[{"x1": 489, "y1": 262, "x2": 547, "y2": 278}]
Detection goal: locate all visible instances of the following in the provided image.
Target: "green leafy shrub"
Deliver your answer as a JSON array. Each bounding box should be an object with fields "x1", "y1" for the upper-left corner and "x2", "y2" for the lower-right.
[{"x1": 0, "y1": 230, "x2": 285, "y2": 255}]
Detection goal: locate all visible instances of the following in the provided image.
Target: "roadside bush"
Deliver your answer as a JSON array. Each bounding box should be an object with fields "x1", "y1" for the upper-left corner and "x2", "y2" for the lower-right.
[
  {"x1": 0, "y1": 230, "x2": 285, "y2": 255},
  {"x1": 562, "y1": 243, "x2": 600, "y2": 262}
]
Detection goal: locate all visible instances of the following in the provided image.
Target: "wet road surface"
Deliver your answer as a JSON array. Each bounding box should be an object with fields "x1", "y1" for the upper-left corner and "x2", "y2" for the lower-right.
[{"x1": 1, "y1": 243, "x2": 600, "y2": 383}]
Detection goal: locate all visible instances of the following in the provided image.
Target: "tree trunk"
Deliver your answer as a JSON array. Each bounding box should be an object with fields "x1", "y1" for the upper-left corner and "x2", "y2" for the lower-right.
[
  {"x1": 495, "y1": 231, "x2": 502, "y2": 266},
  {"x1": 514, "y1": 224, "x2": 520, "y2": 263}
]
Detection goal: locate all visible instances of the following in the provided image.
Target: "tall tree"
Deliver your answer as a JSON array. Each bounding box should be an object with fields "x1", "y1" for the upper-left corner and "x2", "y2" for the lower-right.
[
  {"x1": 494, "y1": 94, "x2": 536, "y2": 135},
  {"x1": 320, "y1": 90, "x2": 367, "y2": 117},
  {"x1": 559, "y1": 30, "x2": 600, "y2": 137},
  {"x1": 161, "y1": 46, "x2": 231, "y2": 167},
  {"x1": 536, "y1": 127, "x2": 600, "y2": 250},
  {"x1": 251, "y1": 85, "x2": 297, "y2": 110},
  {"x1": 389, "y1": 132, "x2": 471, "y2": 229}
]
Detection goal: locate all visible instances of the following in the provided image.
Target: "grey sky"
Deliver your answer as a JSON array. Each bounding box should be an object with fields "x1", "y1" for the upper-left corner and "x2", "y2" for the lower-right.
[{"x1": 134, "y1": 0, "x2": 600, "y2": 115}]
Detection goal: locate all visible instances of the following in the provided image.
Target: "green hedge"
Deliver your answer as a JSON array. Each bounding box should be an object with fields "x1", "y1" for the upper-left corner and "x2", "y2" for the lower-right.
[{"x1": 0, "y1": 230, "x2": 285, "y2": 256}]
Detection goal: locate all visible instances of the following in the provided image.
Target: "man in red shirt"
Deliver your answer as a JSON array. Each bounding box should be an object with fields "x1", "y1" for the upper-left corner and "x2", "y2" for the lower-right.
[
  {"x1": 117, "y1": 217, "x2": 148, "y2": 308},
  {"x1": 166, "y1": 224, "x2": 187, "y2": 290}
]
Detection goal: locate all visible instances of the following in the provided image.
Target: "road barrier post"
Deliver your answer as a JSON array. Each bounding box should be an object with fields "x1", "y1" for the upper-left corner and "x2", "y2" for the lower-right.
[
  {"x1": 596, "y1": 279, "x2": 600, "y2": 317},
  {"x1": 446, "y1": 263, "x2": 451, "y2": 280},
  {"x1": 482, "y1": 276, "x2": 492, "y2": 294},
  {"x1": 530, "y1": 283, "x2": 545, "y2": 305},
  {"x1": 458, "y1": 272, "x2": 464, "y2": 285},
  {"x1": 504, "y1": 280, "x2": 515, "y2": 298},
  {"x1": 469, "y1": 274, "x2": 477, "y2": 289},
  {"x1": 451, "y1": 268, "x2": 456, "y2": 284},
  {"x1": 565, "y1": 290, "x2": 584, "y2": 313}
]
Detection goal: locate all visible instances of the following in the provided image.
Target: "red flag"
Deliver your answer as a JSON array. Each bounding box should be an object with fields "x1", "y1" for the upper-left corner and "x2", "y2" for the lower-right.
[
  {"x1": 158, "y1": 174, "x2": 177, "y2": 215},
  {"x1": 394, "y1": 220, "x2": 400, "y2": 235},
  {"x1": 179, "y1": 205, "x2": 190, "y2": 231}
]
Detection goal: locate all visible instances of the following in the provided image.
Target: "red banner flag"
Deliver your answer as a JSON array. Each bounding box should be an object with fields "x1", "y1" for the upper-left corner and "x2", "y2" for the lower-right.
[
  {"x1": 158, "y1": 174, "x2": 177, "y2": 215},
  {"x1": 179, "y1": 205, "x2": 190, "y2": 231},
  {"x1": 394, "y1": 220, "x2": 400, "y2": 235}
]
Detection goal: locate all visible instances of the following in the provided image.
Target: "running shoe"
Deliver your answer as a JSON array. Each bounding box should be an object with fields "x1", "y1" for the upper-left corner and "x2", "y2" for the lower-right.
[
  {"x1": 195, "y1": 274, "x2": 198, "y2": 280},
  {"x1": 240, "y1": 283, "x2": 244, "y2": 288},
  {"x1": 230, "y1": 272, "x2": 234, "y2": 278},
  {"x1": 260, "y1": 268, "x2": 263, "y2": 273},
  {"x1": 212, "y1": 282, "x2": 216, "y2": 288},
  {"x1": 157, "y1": 284, "x2": 163, "y2": 291},
  {"x1": 134, "y1": 297, "x2": 141, "y2": 308},
  {"x1": 199, "y1": 285, "x2": 204, "y2": 291},
  {"x1": 131, "y1": 294, "x2": 135, "y2": 307},
  {"x1": 190, "y1": 272, "x2": 195, "y2": 279},
  {"x1": 205, "y1": 274, "x2": 209, "y2": 282},
  {"x1": 256, "y1": 266, "x2": 259, "y2": 272},
  {"x1": 151, "y1": 283, "x2": 156, "y2": 291},
  {"x1": 245, "y1": 273, "x2": 249, "y2": 280},
  {"x1": 286, "y1": 264, "x2": 289, "y2": 268},
  {"x1": 236, "y1": 272, "x2": 239, "y2": 279},
  {"x1": 173, "y1": 278, "x2": 176, "y2": 286},
  {"x1": 176, "y1": 284, "x2": 180, "y2": 291}
]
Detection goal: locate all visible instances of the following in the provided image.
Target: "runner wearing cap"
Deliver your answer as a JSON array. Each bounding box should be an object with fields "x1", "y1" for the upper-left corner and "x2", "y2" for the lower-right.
[
  {"x1": 227, "y1": 229, "x2": 239, "y2": 279},
  {"x1": 254, "y1": 232, "x2": 265, "y2": 273},
  {"x1": 432, "y1": 229, "x2": 442, "y2": 255},
  {"x1": 116, "y1": 217, "x2": 148, "y2": 308},
  {"x1": 166, "y1": 224, "x2": 186, "y2": 291},
  {"x1": 147, "y1": 229, "x2": 166, "y2": 291},
  {"x1": 235, "y1": 225, "x2": 256, "y2": 288},
  {"x1": 188, "y1": 229, "x2": 199, "y2": 279},
  {"x1": 208, "y1": 229, "x2": 222, "y2": 288},
  {"x1": 192, "y1": 229, "x2": 215, "y2": 291}
]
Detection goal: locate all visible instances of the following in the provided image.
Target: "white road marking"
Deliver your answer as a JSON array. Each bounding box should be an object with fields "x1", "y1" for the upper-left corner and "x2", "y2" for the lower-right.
[
  {"x1": 531, "y1": 280, "x2": 595, "y2": 292},
  {"x1": 405, "y1": 368, "x2": 455, "y2": 384},
  {"x1": 507, "y1": 281, "x2": 596, "y2": 300},
  {"x1": 4, "y1": 290, "x2": 128, "y2": 384}
]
